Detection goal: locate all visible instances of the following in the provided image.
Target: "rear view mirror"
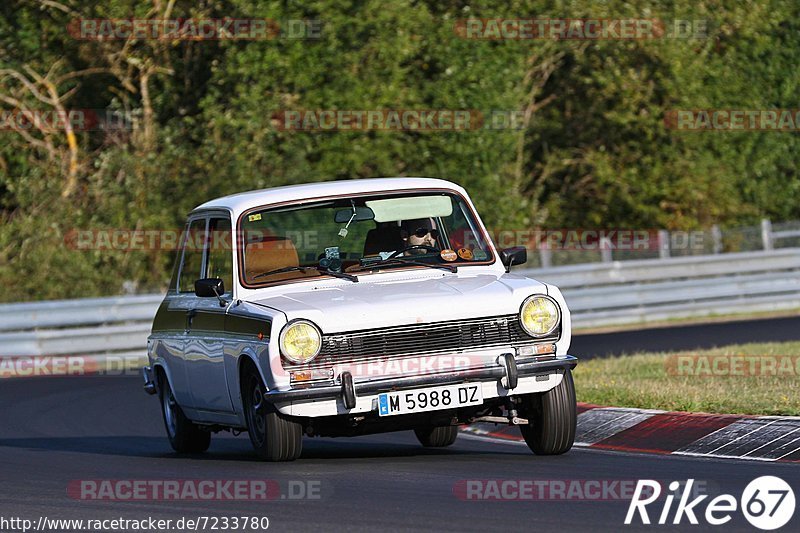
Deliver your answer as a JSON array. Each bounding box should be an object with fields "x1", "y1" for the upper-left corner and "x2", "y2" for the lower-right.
[{"x1": 334, "y1": 206, "x2": 375, "y2": 223}]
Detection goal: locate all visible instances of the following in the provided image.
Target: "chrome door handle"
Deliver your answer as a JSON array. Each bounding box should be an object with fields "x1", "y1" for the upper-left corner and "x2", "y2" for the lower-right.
[{"x1": 186, "y1": 309, "x2": 197, "y2": 330}]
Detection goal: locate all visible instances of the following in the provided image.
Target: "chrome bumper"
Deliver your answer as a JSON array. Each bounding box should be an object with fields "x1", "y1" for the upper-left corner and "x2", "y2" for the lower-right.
[{"x1": 264, "y1": 354, "x2": 578, "y2": 404}]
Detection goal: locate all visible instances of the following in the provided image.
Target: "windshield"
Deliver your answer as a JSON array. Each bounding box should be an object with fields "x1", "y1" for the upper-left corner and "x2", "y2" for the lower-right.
[{"x1": 239, "y1": 191, "x2": 494, "y2": 286}]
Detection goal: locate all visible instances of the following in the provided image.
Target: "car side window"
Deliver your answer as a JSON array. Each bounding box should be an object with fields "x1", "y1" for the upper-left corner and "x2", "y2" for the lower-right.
[
  {"x1": 206, "y1": 217, "x2": 233, "y2": 293},
  {"x1": 178, "y1": 218, "x2": 207, "y2": 293}
]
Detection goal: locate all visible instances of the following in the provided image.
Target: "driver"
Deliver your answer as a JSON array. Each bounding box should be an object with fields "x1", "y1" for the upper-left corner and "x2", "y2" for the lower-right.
[{"x1": 400, "y1": 218, "x2": 440, "y2": 255}]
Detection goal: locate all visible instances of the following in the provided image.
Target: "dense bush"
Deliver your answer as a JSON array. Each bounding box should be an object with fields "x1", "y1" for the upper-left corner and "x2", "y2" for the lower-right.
[{"x1": 1, "y1": 0, "x2": 798, "y2": 301}]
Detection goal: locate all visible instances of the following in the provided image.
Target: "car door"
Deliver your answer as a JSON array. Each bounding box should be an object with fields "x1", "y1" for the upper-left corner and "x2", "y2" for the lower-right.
[
  {"x1": 183, "y1": 214, "x2": 235, "y2": 415},
  {"x1": 157, "y1": 216, "x2": 209, "y2": 410}
]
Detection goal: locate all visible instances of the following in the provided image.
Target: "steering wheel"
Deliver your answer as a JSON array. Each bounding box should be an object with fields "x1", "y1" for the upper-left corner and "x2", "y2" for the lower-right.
[{"x1": 388, "y1": 245, "x2": 440, "y2": 259}]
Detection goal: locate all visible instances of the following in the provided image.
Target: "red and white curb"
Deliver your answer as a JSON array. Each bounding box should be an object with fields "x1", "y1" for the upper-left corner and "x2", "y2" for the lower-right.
[{"x1": 462, "y1": 404, "x2": 800, "y2": 463}]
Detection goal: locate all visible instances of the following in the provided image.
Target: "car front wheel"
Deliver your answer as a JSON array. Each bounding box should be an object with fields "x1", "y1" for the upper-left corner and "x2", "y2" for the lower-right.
[
  {"x1": 518, "y1": 369, "x2": 577, "y2": 455},
  {"x1": 159, "y1": 373, "x2": 211, "y2": 453},
  {"x1": 242, "y1": 367, "x2": 303, "y2": 461}
]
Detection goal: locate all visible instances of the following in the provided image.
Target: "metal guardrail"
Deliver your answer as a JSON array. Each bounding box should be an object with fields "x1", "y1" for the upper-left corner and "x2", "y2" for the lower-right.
[
  {"x1": 1, "y1": 248, "x2": 799, "y2": 359},
  {"x1": 535, "y1": 248, "x2": 800, "y2": 327},
  {"x1": 528, "y1": 248, "x2": 800, "y2": 287},
  {"x1": 0, "y1": 294, "x2": 162, "y2": 332}
]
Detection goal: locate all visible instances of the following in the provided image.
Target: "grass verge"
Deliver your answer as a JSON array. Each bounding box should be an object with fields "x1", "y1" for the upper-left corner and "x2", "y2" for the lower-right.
[{"x1": 573, "y1": 341, "x2": 800, "y2": 416}]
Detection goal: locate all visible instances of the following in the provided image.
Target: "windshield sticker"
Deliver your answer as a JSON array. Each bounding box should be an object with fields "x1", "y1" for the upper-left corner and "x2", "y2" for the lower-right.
[
  {"x1": 440, "y1": 249, "x2": 457, "y2": 262},
  {"x1": 457, "y1": 247, "x2": 474, "y2": 260}
]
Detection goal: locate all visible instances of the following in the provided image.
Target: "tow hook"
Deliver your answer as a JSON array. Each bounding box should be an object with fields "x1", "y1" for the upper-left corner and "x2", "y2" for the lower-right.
[
  {"x1": 506, "y1": 400, "x2": 527, "y2": 425},
  {"x1": 473, "y1": 400, "x2": 528, "y2": 425},
  {"x1": 472, "y1": 414, "x2": 529, "y2": 425}
]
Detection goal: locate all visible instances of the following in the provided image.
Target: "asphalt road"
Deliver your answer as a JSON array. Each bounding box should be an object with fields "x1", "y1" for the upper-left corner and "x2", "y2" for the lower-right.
[
  {"x1": 0, "y1": 376, "x2": 798, "y2": 532},
  {"x1": 572, "y1": 315, "x2": 800, "y2": 358}
]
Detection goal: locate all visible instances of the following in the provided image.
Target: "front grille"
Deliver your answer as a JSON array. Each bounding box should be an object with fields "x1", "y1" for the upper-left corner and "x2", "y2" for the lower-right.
[{"x1": 290, "y1": 315, "x2": 558, "y2": 370}]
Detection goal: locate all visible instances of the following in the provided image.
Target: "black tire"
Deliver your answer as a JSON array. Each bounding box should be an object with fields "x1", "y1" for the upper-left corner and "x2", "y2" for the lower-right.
[
  {"x1": 519, "y1": 369, "x2": 577, "y2": 455},
  {"x1": 242, "y1": 366, "x2": 303, "y2": 461},
  {"x1": 158, "y1": 373, "x2": 211, "y2": 453},
  {"x1": 414, "y1": 425, "x2": 459, "y2": 447}
]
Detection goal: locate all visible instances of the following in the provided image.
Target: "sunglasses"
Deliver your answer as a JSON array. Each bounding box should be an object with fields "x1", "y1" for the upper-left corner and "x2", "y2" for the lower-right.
[{"x1": 413, "y1": 227, "x2": 439, "y2": 239}]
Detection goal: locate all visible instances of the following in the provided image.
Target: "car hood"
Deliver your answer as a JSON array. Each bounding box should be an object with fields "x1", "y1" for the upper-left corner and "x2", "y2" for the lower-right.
[{"x1": 247, "y1": 272, "x2": 547, "y2": 334}]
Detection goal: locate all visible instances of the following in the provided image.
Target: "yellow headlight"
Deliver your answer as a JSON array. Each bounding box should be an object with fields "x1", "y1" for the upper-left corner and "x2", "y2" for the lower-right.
[
  {"x1": 520, "y1": 296, "x2": 560, "y2": 337},
  {"x1": 279, "y1": 320, "x2": 322, "y2": 364}
]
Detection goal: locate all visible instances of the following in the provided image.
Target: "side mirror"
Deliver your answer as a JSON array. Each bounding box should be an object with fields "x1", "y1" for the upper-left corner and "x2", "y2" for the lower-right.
[
  {"x1": 499, "y1": 247, "x2": 527, "y2": 272},
  {"x1": 195, "y1": 278, "x2": 224, "y2": 298}
]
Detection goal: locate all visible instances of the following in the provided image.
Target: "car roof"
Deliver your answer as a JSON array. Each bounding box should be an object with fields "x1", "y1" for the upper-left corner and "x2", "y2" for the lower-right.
[{"x1": 192, "y1": 177, "x2": 469, "y2": 218}]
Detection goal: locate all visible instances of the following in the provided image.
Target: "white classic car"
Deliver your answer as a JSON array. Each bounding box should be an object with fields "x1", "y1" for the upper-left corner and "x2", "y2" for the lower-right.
[{"x1": 143, "y1": 177, "x2": 578, "y2": 461}]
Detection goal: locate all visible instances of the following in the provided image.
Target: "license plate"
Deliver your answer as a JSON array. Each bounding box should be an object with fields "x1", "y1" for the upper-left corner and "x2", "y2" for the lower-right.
[{"x1": 377, "y1": 383, "x2": 483, "y2": 416}]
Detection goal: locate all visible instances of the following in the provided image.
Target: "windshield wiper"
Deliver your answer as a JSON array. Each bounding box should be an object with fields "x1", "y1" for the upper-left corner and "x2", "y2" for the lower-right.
[
  {"x1": 358, "y1": 257, "x2": 457, "y2": 273},
  {"x1": 253, "y1": 265, "x2": 358, "y2": 282},
  {"x1": 317, "y1": 267, "x2": 359, "y2": 282},
  {"x1": 252, "y1": 266, "x2": 312, "y2": 280}
]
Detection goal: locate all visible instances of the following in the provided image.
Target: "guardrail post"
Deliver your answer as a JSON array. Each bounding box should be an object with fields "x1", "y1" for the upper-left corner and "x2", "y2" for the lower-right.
[
  {"x1": 761, "y1": 219, "x2": 773, "y2": 251},
  {"x1": 599, "y1": 236, "x2": 612, "y2": 263},
  {"x1": 657, "y1": 230, "x2": 670, "y2": 259},
  {"x1": 538, "y1": 245, "x2": 552, "y2": 268},
  {"x1": 711, "y1": 225, "x2": 722, "y2": 254}
]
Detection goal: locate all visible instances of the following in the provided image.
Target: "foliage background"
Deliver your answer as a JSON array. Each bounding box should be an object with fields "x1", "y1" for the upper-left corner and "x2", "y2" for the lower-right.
[{"x1": 1, "y1": 0, "x2": 799, "y2": 301}]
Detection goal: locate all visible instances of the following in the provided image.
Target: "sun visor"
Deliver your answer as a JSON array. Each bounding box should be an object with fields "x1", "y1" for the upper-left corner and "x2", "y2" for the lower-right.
[{"x1": 366, "y1": 195, "x2": 453, "y2": 223}]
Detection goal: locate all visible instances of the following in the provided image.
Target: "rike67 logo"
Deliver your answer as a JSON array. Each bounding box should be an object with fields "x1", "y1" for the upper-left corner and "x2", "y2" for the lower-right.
[{"x1": 626, "y1": 477, "x2": 795, "y2": 530}]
